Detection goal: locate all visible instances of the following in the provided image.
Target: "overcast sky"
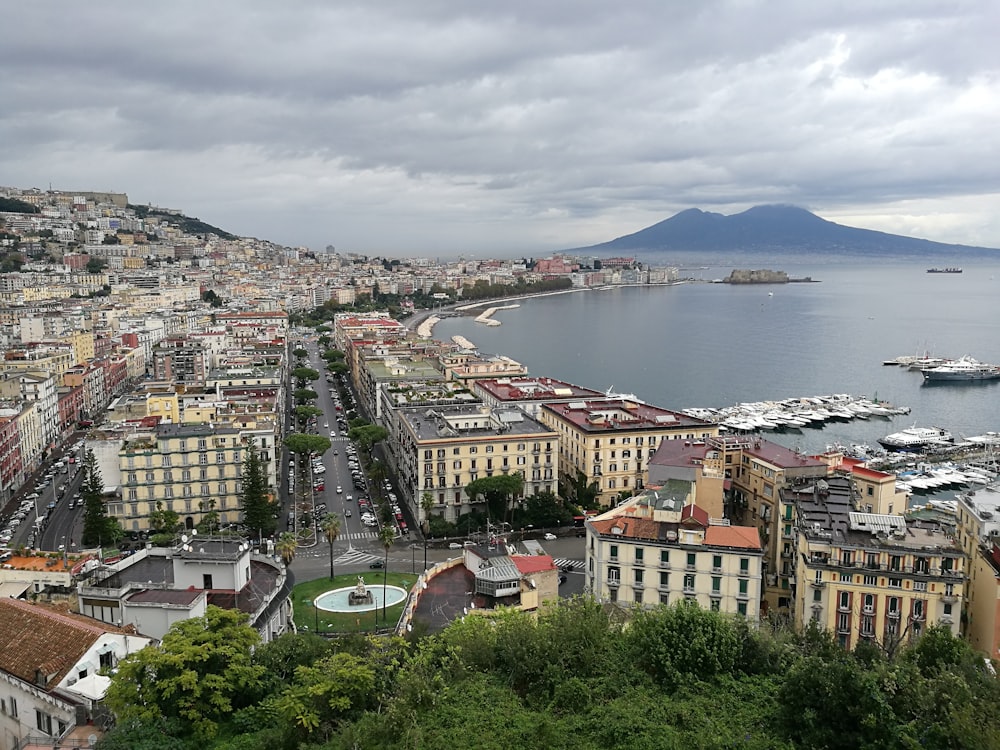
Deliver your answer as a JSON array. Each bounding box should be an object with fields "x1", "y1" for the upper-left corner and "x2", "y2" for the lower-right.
[{"x1": 2, "y1": 1, "x2": 998, "y2": 255}]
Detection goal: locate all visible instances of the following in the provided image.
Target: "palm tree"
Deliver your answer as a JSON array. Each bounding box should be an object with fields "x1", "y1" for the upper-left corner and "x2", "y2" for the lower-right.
[
  {"x1": 420, "y1": 491, "x2": 435, "y2": 571},
  {"x1": 320, "y1": 515, "x2": 341, "y2": 580},
  {"x1": 378, "y1": 525, "x2": 396, "y2": 626},
  {"x1": 276, "y1": 531, "x2": 298, "y2": 566}
]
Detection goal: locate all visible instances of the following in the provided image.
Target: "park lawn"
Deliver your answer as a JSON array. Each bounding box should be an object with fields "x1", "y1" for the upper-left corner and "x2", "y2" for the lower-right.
[{"x1": 291, "y1": 571, "x2": 415, "y2": 634}]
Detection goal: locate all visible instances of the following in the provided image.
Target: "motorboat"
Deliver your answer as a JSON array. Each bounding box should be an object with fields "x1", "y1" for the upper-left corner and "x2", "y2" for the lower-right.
[
  {"x1": 878, "y1": 427, "x2": 954, "y2": 452},
  {"x1": 922, "y1": 356, "x2": 1000, "y2": 382}
]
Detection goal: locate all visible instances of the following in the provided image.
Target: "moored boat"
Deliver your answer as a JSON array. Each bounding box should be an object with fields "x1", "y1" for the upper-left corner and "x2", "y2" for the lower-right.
[
  {"x1": 922, "y1": 356, "x2": 1000, "y2": 382},
  {"x1": 878, "y1": 427, "x2": 954, "y2": 452}
]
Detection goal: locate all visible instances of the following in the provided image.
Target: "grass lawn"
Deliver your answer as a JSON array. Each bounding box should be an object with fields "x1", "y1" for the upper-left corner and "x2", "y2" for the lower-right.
[{"x1": 291, "y1": 571, "x2": 415, "y2": 634}]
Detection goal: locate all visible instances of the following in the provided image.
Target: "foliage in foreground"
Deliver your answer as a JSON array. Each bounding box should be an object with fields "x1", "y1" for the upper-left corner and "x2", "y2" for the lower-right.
[{"x1": 98, "y1": 600, "x2": 1000, "y2": 750}]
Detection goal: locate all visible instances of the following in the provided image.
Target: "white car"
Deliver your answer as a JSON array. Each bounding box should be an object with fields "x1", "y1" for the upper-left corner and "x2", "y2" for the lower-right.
[
  {"x1": 336, "y1": 486, "x2": 343, "y2": 494},
  {"x1": 543, "y1": 532, "x2": 557, "y2": 541}
]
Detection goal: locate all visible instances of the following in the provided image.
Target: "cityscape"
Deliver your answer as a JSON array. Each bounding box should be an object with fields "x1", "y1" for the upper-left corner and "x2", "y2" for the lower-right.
[{"x1": 1, "y1": 186, "x2": 999, "y2": 747}]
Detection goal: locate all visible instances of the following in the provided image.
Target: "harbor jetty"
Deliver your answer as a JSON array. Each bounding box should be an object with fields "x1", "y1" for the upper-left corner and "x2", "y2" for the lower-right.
[
  {"x1": 474, "y1": 303, "x2": 519, "y2": 326},
  {"x1": 451, "y1": 335, "x2": 476, "y2": 349}
]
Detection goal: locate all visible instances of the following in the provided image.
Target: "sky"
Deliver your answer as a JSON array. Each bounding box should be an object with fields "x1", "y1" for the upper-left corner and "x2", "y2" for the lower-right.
[{"x1": 2, "y1": 1, "x2": 999, "y2": 256}]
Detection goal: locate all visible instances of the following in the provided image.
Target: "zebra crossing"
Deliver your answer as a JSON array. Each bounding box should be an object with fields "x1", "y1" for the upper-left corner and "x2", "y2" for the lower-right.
[
  {"x1": 343, "y1": 530, "x2": 378, "y2": 541},
  {"x1": 332, "y1": 548, "x2": 381, "y2": 566},
  {"x1": 552, "y1": 558, "x2": 584, "y2": 571}
]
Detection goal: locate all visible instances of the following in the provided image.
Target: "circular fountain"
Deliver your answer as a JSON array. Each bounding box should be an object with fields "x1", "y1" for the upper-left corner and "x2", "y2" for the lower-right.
[{"x1": 314, "y1": 576, "x2": 407, "y2": 613}]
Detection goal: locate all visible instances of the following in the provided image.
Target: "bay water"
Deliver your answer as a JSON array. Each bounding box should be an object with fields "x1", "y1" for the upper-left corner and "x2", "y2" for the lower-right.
[{"x1": 433, "y1": 254, "x2": 1000, "y2": 454}]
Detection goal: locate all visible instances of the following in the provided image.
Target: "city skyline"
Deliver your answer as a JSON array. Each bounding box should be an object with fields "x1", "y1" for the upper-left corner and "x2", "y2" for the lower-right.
[{"x1": 2, "y1": 1, "x2": 999, "y2": 255}]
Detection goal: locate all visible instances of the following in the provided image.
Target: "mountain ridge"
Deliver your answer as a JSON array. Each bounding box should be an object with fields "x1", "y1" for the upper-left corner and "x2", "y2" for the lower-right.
[{"x1": 566, "y1": 205, "x2": 999, "y2": 256}]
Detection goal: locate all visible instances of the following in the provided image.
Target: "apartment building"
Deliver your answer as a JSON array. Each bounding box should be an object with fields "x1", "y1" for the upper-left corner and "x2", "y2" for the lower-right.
[
  {"x1": 539, "y1": 398, "x2": 719, "y2": 507},
  {"x1": 790, "y1": 476, "x2": 963, "y2": 650},
  {"x1": 585, "y1": 488, "x2": 763, "y2": 623},
  {"x1": 438, "y1": 351, "x2": 528, "y2": 384},
  {"x1": 955, "y1": 485, "x2": 1000, "y2": 658},
  {"x1": 151, "y1": 336, "x2": 208, "y2": 386},
  {"x1": 392, "y1": 405, "x2": 559, "y2": 523},
  {"x1": 107, "y1": 422, "x2": 277, "y2": 532},
  {"x1": 472, "y1": 377, "x2": 604, "y2": 419}
]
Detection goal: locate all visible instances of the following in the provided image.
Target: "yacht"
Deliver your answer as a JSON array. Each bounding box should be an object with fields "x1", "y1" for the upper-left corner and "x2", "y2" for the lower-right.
[
  {"x1": 878, "y1": 427, "x2": 954, "y2": 452},
  {"x1": 922, "y1": 357, "x2": 1000, "y2": 382}
]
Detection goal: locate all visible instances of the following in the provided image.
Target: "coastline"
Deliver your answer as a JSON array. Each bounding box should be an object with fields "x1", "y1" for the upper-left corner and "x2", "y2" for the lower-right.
[{"x1": 413, "y1": 281, "x2": 688, "y2": 339}]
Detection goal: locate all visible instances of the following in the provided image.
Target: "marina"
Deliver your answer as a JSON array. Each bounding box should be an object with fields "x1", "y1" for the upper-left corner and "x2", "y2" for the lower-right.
[{"x1": 682, "y1": 393, "x2": 910, "y2": 433}]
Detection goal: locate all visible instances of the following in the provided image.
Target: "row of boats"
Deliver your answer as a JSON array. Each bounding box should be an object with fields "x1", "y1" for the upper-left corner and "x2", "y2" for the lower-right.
[
  {"x1": 683, "y1": 394, "x2": 911, "y2": 432},
  {"x1": 896, "y1": 463, "x2": 996, "y2": 493},
  {"x1": 882, "y1": 354, "x2": 1000, "y2": 382}
]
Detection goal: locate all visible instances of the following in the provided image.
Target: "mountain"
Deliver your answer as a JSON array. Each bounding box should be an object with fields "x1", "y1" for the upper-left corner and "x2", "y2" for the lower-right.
[{"x1": 567, "y1": 205, "x2": 998, "y2": 257}]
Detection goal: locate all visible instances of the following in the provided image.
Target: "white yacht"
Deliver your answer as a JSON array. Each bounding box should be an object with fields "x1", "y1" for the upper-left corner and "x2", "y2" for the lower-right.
[{"x1": 878, "y1": 427, "x2": 954, "y2": 452}]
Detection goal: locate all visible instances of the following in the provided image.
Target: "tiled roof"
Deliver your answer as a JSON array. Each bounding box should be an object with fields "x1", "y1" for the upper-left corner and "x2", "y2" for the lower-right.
[
  {"x1": 590, "y1": 516, "x2": 664, "y2": 541},
  {"x1": 680, "y1": 503, "x2": 709, "y2": 527},
  {"x1": 0, "y1": 599, "x2": 124, "y2": 688},
  {"x1": 704, "y1": 526, "x2": 762, "y2": 550},
  {"x1": 510, "y1": 555, "x2": 556, "y2": 575}
]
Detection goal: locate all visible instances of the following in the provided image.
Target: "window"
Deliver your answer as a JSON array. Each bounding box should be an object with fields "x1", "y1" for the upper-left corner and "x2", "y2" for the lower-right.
[
  {"x1": 710, "y1": 599, "x2": 721, "y2": 611},
  {"x1": 738, "y1": 579, "x2": 748, "y2": 594},
  {"x1": 659, "y1": 571, "x2": 669, "y2": 587},
  {"x1": 203, "y1": 574, "x2": 214, "y2": 589},
  {"x1": 839, "y1": 591, "x2": 850, "y2": 609},
  {"x1": 634, "y1": 569, "x2": 643, "y2": 585},
  {"x1": 863, "y1": 575, "x2": 878, "y2": 586},
  {"x1": 888, "y1": 577, "x2": 902, "y2": 588},
  {"x1": 660, "y1": 550, "x2": 670, "y2": 566},
  {"x1": 712, "y1": 576, "x2": 721, "y2": 592},
  {"x1": 635, "y1": 547, "x2": 644, "y2": 564},
  {"x1": 739, "y1": 557, "x2": 749, "y2": 573},
  {"x1": 36, "y1": 709, "x2": 54, "y2": 736},
  {"x1": 813, "y1": 588, "x2": 822, "y2": 602},
  {"x1": 610, "y1": 544, "x2": 619, "y2": 560},
  {"x1": 683, "y1": 574, "x2": 695, "y2": 591},
  {"x1": 712, "y1": 554, "x2": 722, "y2": 570},
  {"x1": 99, "y1": 650, "x2": 115, "y2": 670},
  {"x1": 841, "y1": 574, "x2": 853, "y2": 584},
  {"x1": 686, "y1": 552, "x2": 696, "y2": 569},
  {"x1": 737, "y1": 602, "x2": 748, "y2": 617}
]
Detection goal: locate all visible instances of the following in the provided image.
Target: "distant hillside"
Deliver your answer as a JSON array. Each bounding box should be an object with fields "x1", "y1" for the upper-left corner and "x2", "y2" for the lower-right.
[
  {"x1": 568, "y1": 205, "x2": 999, "y2": 257},
  {"x1": 128, "y1": 204, "x2": 237, "y2": 241}
]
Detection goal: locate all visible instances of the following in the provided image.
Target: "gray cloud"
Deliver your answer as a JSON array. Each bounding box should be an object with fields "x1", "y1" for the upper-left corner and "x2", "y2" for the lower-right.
[{"x1": 2, "y1": 0, "x2": 998, "y2": 254}]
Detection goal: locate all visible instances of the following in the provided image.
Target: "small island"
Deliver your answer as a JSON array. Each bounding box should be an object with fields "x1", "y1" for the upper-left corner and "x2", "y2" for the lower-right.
[{"x1": 720, "y1": 269, "x2": 816, "y2": 284}]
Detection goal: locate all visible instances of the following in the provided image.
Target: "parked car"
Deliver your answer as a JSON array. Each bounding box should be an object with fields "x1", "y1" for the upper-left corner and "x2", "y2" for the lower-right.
[
  {"x1": 448, "y1": 542, "x2": 462, "y2": 549},
  {"x1": 544, "y1": 532, "x2": 557, "y2": 541},
  {"x1": 369, "y1": 559, "x2": 384, "y2": 569}
]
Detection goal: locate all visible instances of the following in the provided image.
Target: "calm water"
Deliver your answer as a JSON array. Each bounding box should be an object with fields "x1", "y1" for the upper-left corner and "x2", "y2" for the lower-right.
[{"x1": 434, "y1": 255, "x2": 1000, "y2": 453}]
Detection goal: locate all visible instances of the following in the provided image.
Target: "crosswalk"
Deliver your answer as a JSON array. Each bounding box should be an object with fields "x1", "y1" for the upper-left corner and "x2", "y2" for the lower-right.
[
  {"x1": 552, "y1": 558, "x2": 585, "y2": 571},
  {"x1": 297, "y1": 547, "x2": 381, "y2": 564},
  {"x1": 344, "y1": 530, "x2": 378, "y2": 541}
]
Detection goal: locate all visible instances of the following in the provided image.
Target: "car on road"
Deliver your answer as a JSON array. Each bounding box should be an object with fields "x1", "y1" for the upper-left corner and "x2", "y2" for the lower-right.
[
  {"x1": 345, "y1": 509, "x2": 352, "y2": 517},
  {"x1": 368, "y1": 560, "x2": 384, "y2": 568},
  {"x1": 346, "y1": 494, "x2": 353, "y2": 502},
  {"x1": 543, "y1": 532, "x2": 557, "y2": 541},
  {"x1": 448, "y1": 542, "x2": 462, "y2": 549},
  {"x1": 336, "y1": 486, "x2": 343, "y2": 494},
  {"x1": 330, "y1": 431, "x2": 336, "y2": 437}
]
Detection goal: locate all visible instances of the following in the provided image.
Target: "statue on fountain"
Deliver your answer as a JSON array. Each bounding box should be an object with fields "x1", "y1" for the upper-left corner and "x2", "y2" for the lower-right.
[{"x1": 349, "y1": 575, "x2": 374, "y2": 606}]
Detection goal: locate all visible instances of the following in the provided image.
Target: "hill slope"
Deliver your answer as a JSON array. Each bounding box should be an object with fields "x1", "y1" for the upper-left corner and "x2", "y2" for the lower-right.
[{"x1": 569, "y1": 205, "x2": 998, "y2": 256}]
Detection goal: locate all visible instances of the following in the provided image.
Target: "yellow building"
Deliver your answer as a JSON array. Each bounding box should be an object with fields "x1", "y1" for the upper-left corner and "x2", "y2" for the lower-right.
[
  {"x1": 108, "y1": 423, "x2": 277, "y2": 532},
  {"x1": 955, "y1": 485, "x2": 1000, "y2": 658},
  {"x1": 392, "y1": 404, "x2": 559, "y2": 523},
  {"x1": 790, "y1": 476, "x2": 964, "y2": 650},
  {"x1": 585, "y1": 488, "x2": 763, "y2": 623},
  {"x1": 538, "y1": 398, "x2": 719, "y2": 507}
]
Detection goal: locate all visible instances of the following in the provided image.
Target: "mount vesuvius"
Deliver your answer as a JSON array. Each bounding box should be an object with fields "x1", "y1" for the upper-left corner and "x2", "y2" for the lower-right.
[{"x1": 566, "y1": 205, "x2": 998, "y2": 257}]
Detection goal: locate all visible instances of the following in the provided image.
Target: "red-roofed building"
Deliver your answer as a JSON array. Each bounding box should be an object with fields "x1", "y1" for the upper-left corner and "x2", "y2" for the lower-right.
[
  {"x1": 462, "y1": 547, "x2": 559, "y2": 612},
  {"x1": 473, "y1": 377, "x2": 604, "y2": 418},
  {"x1": 585, "y1": 488, "x2": 763, "y2": 624},
  {"x1": 813, "y1": 450, "x2": 908, "y2": 516}
]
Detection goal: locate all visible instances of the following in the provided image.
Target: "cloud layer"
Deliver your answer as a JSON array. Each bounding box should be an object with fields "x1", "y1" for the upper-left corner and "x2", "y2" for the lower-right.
[{"x1": 2, "y1": 1, "x2": 998, "y2": 254}]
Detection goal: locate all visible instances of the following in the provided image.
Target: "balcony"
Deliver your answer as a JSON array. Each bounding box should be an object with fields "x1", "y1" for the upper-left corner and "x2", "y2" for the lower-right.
[
  {"x1": 737, "y1": 590, "x2": 750, "y2": 600},
  {"x1": 862, "y1": 606, "x2": 875, "y2": 615},
  {"x1": 709, "y1": 589, "x2": 722, "y2": 599},
  {"x1": 659, "y1": 560, "x2": 671, "y2": 569},
  {"x1": 887, "y1": 610, "x2": 901, "y2": 620},
  {"x1": 810, "y1": 579, "x2": 826, "y2": 588},
  {"x1": 682, "y1": 585, "x2": 696, "y2": 595},
  {"x1": 941, "y1": 594, "x2": 958, "y2": 604},
  {"x1": 607, "y1": 578, "x2": 620, "y2": 588},
  {"x1": 711, "y1": 566, "x2": 723, "y2": 574}
]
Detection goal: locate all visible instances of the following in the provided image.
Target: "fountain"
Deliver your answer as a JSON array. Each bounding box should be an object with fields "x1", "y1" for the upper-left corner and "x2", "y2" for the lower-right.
[{"x1": 348, "y1": 575, "x2": 374, "y2": 606}]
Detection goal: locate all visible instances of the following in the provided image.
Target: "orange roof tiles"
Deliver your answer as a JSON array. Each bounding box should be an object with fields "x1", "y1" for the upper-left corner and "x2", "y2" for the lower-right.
[
  {"x1": 704, "y1": 526, "x2": 762, "y2": 550},
  {"x1": 511, "y1": 555, "x2": 557, "y2": 574}
]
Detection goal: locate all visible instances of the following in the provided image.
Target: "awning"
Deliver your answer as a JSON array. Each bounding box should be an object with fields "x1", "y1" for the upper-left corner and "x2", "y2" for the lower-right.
[{"x1": 64, "y1": 673, "x2": 111, "y2": 701}]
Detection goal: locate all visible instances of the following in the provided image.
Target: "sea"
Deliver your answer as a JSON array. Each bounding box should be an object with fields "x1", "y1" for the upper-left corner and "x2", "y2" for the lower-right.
[{"x1": 432, "y1": 252, "x2": 1000, "y2": 456}]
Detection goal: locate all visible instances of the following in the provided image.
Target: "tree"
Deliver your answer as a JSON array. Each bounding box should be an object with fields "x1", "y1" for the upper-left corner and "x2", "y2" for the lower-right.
[
  {"x1": 148, "y1": 500, "x2": 181, "y2": 535},
  {"x1": 275, "y1": 652, "x2": 376, "y2": 740},
  {"x1": 294, "y1": 404, "x2": 323, "y2": 427},
  {"x1": 81, "y1": 449, "x2": 121, "y2": 547},
  {"x1": 240, "y1": 439, "x2": 275, "y2": 540},
  {"x1": 85, "y1": 257, "x2": 108, "y2": 273},
  {"x1": 320, "y1": 515, "x2": 341, "y2": 580},
  {"x1": 196, "y1": 499, "x2": 220, "y2": 535},
  {"x1": 567, "y1": 469, "x2": 600, "y2": 510},
  {"x1": 522, "y1": 491, "x2": 573, "y2": 529},
  {"x1": 347, "y1": 423, "x2": 388, "y2": 455},
  {"x1": 464, "y1": 474, "x2": 524, "y2": 523},
  {"x1": 201, "y1": 289, "x2": 224, "y2": 307},
  {"x1": 292, "y1": 348, "x2": 308, "y2": 359},
  {"x1": 293, "y1": 388, "x2": 318, "y2": 405},
  {"x1": 276, "y1": 532, "x2": 298, "y2": 566},
  {"x1": 291, "y1": 366, "x2": 319, "y2": 385},
  {"x1": 283, "y1": 433, "x2": 332, "y2": 460},
  {"x1": 378, "y1": 525, "x2": 395, "y2": 625},
  {"x1": 103, "y1": 606, "x2": 265, "y2": 742}
]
